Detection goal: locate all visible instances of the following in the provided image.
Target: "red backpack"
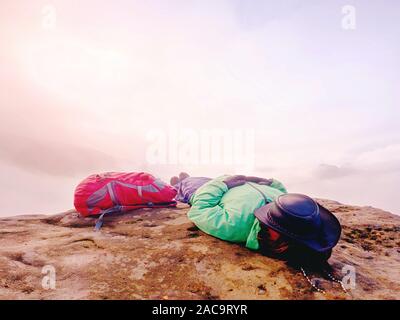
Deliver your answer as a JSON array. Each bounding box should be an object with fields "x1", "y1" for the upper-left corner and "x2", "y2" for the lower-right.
[{"x1": 74, "y1": 172, "x2": 177, "y2": 230}]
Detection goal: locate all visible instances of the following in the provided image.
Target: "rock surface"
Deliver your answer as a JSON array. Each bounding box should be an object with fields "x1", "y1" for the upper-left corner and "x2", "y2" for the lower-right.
[{"x1": 0, "y1": 200, "x2": 399, "y2": 300}]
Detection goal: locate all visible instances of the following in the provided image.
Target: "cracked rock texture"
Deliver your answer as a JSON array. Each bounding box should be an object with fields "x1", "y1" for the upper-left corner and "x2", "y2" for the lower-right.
[{"x1": 0, "y1": 200, "x2": 399, "y2": 300}]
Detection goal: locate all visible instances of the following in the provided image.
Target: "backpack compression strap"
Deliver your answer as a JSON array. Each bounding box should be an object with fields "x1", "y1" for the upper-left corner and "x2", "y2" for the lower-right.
[{"x1": 94, "y1": 201, "x2": 177, "y2": 231}]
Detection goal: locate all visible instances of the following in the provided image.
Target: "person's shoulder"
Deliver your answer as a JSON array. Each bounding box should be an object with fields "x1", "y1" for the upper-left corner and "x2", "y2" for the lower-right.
[
  {"x1": 270, "y1": 178, "x2": 288, "y2": 193},
  {"x1": 260, "y1": 183, "x2": 285, "y2": 198}
]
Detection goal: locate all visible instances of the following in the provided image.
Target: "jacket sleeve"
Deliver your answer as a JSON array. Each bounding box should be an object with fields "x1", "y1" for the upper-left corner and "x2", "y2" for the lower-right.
[{"x1": 187, "y1": 178, "x2": 243, "y2": 242}]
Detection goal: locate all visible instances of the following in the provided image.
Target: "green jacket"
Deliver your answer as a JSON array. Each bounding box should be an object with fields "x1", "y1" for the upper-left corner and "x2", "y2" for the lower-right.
[{"x1": 187, "y1": 176, "x2": 287, "y2": 250}]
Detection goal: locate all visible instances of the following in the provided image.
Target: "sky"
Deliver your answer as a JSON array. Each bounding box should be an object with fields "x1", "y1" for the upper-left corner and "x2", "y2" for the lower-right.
[{"x1": 0, "y1": 0, "x2": 399, "y2": 215}]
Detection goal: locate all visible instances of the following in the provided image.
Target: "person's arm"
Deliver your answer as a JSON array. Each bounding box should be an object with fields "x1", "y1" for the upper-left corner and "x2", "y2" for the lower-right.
[
  {"x1": 187, "y1": 177, "x2": 245, "y2": 242},
  {"x1": 245, "y1": 176, "x2": 288, "y2": 193},
  {"x1": 245, "y1": 176, "x2": 273, "y2": 185}
]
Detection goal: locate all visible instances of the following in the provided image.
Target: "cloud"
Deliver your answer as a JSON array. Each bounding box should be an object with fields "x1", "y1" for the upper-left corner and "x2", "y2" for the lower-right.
[
  {"x1": 0, "y1": 132, "x2": 117, "y2": 177},
  {"x1": 354, "y1": 144, "x2": 400, "y2": 173},
  {"x1": 314, "y1": 164, "x2": 357, "y2": 180},
  {"x1": 314, "y1": 142, "x2": 400, "y2": 180}
]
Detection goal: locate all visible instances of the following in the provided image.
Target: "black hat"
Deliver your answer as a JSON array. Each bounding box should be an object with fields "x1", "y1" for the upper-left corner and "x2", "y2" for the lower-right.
[{"x1": 254, "y1": 193, "x2": 341, "y2": 253}]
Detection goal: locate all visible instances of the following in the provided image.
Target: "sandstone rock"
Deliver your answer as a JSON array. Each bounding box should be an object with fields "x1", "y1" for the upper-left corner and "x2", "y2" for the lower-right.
[{"x1": 0, "y1": 200, "x2": 399, "y2": 300}]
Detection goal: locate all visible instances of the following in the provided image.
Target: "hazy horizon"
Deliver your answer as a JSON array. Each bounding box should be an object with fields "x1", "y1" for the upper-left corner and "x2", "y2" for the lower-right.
[{"x1": 1, "y1": 0, "x2": 399, "y2": 216}]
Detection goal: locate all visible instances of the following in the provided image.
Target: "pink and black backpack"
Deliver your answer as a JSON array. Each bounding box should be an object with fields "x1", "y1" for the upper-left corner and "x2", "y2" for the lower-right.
[{"x1": 74, "y1": 172, "x2": 177, "y2": 230}]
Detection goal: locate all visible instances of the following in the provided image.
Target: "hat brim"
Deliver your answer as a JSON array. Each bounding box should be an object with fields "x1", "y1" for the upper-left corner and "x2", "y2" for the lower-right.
[{"x1": 254, "y1": 202, "x2": 341, "y2": 253}]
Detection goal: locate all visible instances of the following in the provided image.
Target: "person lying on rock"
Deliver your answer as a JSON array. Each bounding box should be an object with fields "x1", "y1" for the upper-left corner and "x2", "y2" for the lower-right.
[{"x1": 184, "y1": 175, "x2": 342, "y2": 275}]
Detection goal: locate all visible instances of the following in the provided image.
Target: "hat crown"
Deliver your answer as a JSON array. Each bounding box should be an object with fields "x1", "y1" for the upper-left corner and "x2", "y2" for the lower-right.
[
  {"x1": 272, "y1": 194, "x2": 322, "y2": 237},
  {"x1": 277, "y1": 194, "x2": 319, "y2": 219}
]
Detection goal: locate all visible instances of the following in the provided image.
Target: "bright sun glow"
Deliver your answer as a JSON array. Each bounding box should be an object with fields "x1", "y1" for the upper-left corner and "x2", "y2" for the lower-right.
[{"x1": 22, "y1": 35, "x2": 129, "y2": 104}]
